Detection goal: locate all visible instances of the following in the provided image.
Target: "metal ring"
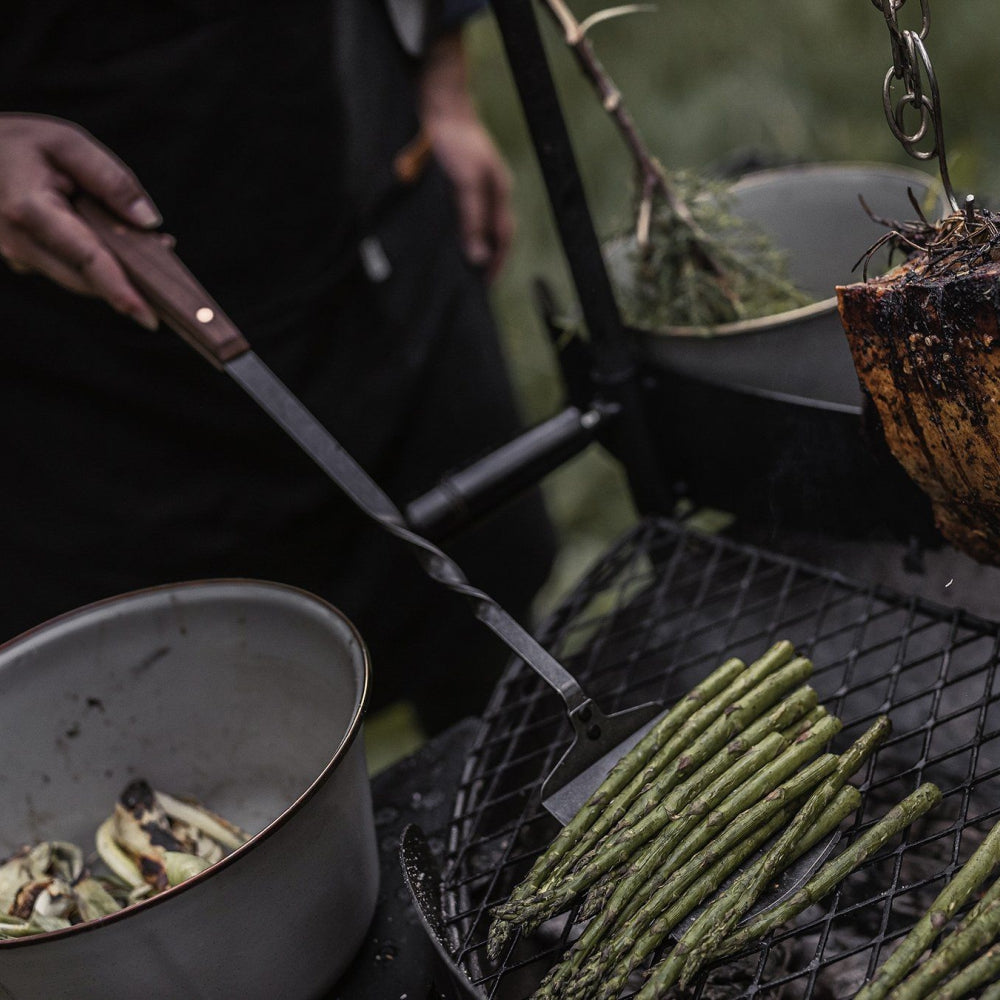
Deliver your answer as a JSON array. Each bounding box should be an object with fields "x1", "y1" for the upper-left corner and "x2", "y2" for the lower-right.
[
  {"x1": 891, "y1": 89, "x2": 933, "y2": 150},
  {"x1": 883, "y1": 67, "x2": 931, "y2": 146}
]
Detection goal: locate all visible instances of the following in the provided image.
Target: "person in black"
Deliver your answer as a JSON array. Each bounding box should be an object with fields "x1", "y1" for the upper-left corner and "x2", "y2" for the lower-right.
[{"x1": 0, "y1": 0, "x2": 556, "y2": 734}]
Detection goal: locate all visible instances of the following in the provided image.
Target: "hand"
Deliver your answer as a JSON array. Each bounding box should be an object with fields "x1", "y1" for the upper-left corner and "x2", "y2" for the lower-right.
[
  {"x1": 419, "y1": 32, "x2": 514, "y2": 281},
  {"x1": 0, "y1": 113, "x2": 161, "y2": 329}
]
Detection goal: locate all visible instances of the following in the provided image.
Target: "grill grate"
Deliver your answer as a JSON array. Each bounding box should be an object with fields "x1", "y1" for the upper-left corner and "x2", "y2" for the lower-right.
[{"x1": 439, "y1": 518, "x2": 1000, "y2": 999}]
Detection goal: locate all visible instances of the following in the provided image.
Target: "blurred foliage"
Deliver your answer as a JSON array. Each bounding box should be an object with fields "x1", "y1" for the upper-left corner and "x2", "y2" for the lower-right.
[{"x1": 463, "y1": 0, "x2": 1000, "y2": 611}]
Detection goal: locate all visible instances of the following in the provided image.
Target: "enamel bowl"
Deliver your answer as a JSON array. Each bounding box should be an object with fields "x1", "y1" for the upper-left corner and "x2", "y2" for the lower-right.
[{"x1": 0, "y1": 579, "x2": 377, "y2": 1000}]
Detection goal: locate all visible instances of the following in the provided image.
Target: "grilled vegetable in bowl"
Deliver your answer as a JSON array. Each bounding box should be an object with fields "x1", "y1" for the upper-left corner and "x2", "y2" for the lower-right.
[
  {"x1": 1, "y1": 781, "x2": 251, "y2": 939},
  {"x1": 97, "y1": 780, "x2": 249, "y2": 897},
  {"x1": 0, "y1": 580, "x2": 377, "y2": 1000}
]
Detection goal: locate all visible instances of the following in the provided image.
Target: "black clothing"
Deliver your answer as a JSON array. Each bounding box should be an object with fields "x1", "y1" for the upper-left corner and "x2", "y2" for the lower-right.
[{"x1": 0, "y1": 0, "x2": 555, "y2": 731}]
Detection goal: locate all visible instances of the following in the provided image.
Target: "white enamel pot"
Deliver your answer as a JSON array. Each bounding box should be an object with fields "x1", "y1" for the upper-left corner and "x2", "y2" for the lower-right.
[
  {"x1": 615, "y1": 161, "x2": 944, "y2": 407},
  {"x1": 0, "y1": 579, "x2": 377, "y2": 1000}
]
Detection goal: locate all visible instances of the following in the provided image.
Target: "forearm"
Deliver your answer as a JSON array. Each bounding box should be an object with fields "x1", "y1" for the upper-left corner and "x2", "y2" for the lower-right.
[
  {"x1": 412, "y1": 18, "x2": 513, "y2": 278},
  {"x1": 418, "y1": 28, "x2": 477, "y2": 128}
]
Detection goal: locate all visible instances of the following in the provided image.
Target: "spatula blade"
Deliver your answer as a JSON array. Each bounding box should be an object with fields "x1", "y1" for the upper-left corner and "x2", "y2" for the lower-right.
[{"x1": 541, "y1": 702, "x2": 666, "y2": 824}]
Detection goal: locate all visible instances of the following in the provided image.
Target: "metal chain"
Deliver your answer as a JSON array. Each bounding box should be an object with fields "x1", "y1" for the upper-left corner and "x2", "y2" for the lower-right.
[{"x1": 871, "y1": 0, "x2": 960, "y2": 211}]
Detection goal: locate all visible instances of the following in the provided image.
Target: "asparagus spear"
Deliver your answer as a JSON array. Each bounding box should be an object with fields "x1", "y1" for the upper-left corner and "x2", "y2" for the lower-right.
[
  {"x1": 513, "y1": 656, "x2": 748, "y2": 892},
  {"x1": 549, "y1": 810, "x2": 793, "y2": 1000},
  {"x1": 978, "y1": 967, "x2": 1000, "y2": 1000},
  {"x1": 578, "y1": 685, "x2": 820, "y2": 920},
  {"x1": 576, "y1": 714, "x2": 841, "y2": 946},
  {"x1": 781, "y1": 704, "x2": 827, "y2": 740},
  {"x1": 714, "y1": 782, "x2": 944, "y2": 961},
  {"x1": 856, "y1": 813, "x2": 1000, "y2": 1000},
  {"x1": 887, "y1": 888, "x2": 1000, "y2": 999},
  {"x1": 487, "y1": 653, "x2": 748, "y2": 959},
  {"x1": 535, "y1": 742, "x2": 840, "y2": 998},
  {"x1": 636, "y1": 715, "x2": 891, "y2": 998},
  {"x1": 557, "y1": 645, "x2": 797, "y2": 860},
  {"x1": 681, "y1": 715, "x2": 891, "y2": 984},
  {"x1": 551, "y1": 658, "x2": 813, "y2": 891},
  {"x1": 595, "y1": 657, "x2": 812, "y2": 851},
  {"x1": 589, "y1": 787, "x2": 861, "y2": 1000},
  {"x1": 576, "y1": 864, "x2": 624, "y2": 924},
  {"x1": 926, "y1": 942, "x2": 1000, "y2": 1000},
  {"x1": 494, "y1": 725, "x2": 791, "y2": 933},
  {"x1": 497, "y1": 691, "x2": 828, "y2": 937}
]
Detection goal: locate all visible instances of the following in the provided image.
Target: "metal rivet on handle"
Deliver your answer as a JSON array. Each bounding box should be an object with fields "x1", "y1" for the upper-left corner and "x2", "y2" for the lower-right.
[{"x1": 196, "y1": 307, "x2": 215, "y2": 323}]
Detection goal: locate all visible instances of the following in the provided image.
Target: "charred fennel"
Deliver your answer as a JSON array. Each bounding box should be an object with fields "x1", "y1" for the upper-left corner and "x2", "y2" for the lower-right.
[
  {"x1": 855, "y1": 815, "x2": 1000, "y2": 1000},
  {"x1": 0, "y1": 780, "x2": 249, "y2": 939}
]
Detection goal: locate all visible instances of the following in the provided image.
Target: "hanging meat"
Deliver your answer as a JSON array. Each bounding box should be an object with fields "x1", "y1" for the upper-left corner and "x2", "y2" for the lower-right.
[
  {"x1": 838, "y1": 207, "x2": 1000, "y2": 564},
  {"x1": 837, "y1": 0, "x2": 1000, "y2": 563}
]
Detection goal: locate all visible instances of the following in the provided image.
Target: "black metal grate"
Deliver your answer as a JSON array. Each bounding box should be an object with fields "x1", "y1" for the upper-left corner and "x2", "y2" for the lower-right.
[{"x1": 439, "y1": 518, "x2": 1000, "y2": 999}]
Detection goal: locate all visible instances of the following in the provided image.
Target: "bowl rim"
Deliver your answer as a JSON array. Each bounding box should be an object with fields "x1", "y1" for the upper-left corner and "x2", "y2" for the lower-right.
[{"x1": 0, "y1": 577, "x2": 371, "y2": 949}]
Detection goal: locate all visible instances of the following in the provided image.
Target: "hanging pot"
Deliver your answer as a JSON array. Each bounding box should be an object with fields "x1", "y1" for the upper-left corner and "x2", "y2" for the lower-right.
[{"x1": 612, "y1": 162, "x2": 946, "y2": 537}]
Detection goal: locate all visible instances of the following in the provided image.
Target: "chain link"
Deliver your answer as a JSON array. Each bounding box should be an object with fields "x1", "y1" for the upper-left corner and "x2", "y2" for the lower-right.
[{"x1": 871, "y1": 0, "x2": 959, "y2": 211}]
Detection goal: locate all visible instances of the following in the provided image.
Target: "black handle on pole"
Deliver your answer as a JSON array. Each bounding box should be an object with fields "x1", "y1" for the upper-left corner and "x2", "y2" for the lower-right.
[{"x1": 404, "y1": 404, "x2": 612, "y2": 540}]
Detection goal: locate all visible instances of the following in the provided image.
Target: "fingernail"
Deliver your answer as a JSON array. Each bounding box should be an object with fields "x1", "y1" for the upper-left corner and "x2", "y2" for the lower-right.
[{"x1": 128, "y1": 198, "x2": 162, "y2": 228}]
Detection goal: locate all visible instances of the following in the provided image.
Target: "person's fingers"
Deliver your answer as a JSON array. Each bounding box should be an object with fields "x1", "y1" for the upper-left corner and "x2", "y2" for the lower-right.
[
  {"x1": 455, "y1": 172, "x2": 492, "y2": 272},
  {"x1": 13, "y1": 243, "x2": 158, "y2": 332},
  {"x1": 485, "y1": 166, "x2": 515, "y2": 282},
  {"x1": 2, "y1": 255, "x2": 30, "y2": 275},
  {"x1": 6, "y1": 191, "x2": 158, "y2": 328},
  {"x1": 46, "y1": 124, "x2": 161, "y2": 228},
  {"x1": 6, "y1": 243, "x2": 93, "y2": 294}
]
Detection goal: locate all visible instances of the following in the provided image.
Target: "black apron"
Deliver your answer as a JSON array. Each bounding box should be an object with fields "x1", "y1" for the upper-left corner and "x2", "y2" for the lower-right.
[{"x1": 0, "y1": 0, "x2": 556, "y2": 730}]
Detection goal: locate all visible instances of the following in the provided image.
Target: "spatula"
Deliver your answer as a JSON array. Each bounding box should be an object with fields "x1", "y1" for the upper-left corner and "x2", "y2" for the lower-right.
[{"x1": 76, "y1": 196, "x2": 664, "y2": 824}]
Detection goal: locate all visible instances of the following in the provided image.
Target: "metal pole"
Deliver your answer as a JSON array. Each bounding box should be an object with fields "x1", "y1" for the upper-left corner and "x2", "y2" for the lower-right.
[{"x1": 489, "y1": 0, "x2": 674, "y2": 515}]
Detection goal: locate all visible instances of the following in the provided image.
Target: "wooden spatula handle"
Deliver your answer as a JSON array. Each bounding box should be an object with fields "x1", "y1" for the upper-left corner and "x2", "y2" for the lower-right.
[{"x1": 75, "y1": 195, "x2": 250, "y2": 369}]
